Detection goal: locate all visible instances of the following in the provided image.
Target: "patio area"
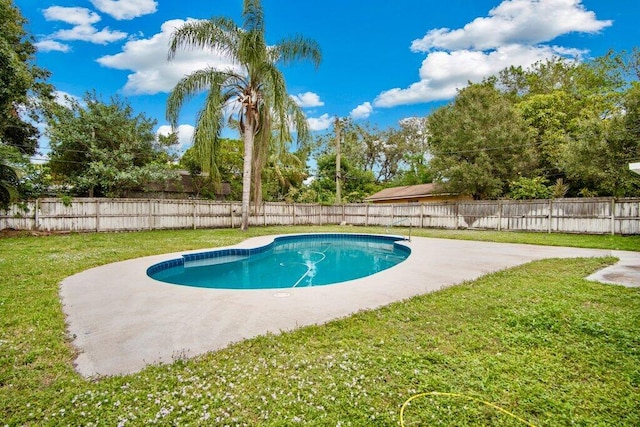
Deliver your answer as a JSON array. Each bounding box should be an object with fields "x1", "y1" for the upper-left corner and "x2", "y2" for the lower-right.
[{"x1": 60, "y1": 235, "x2": 639, "y2": 377}]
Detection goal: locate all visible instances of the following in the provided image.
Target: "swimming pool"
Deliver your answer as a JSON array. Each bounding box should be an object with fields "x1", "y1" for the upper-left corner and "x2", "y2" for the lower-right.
[{"x1": 147, "y1": 234, "x2": 411, "y2": 289}]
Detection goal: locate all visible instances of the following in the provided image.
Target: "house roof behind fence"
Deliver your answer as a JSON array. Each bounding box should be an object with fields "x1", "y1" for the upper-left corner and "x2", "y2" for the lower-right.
[{"x1": 364, "y1": 183, "x2": 451, "y2": 202}]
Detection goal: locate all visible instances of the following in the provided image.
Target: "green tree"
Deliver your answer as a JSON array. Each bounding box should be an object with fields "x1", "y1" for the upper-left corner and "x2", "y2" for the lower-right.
[
  {"x1": 427, "y1": 83, "x2": 535, "y2": 199},
  {"x1": 0, "y1": 142, "x2": 52, "y2": 206},
  {"x1": 179, "y1": 145, "x2": 218, "y2": 199},
  {"x1": 308, "y1": 117, "x2": 429, "y2": 188},
  {"x1": 309, "y1": 153, "x2": 378, "y2": 204},
  {"x1": 46, "y1": 92, "x2": 177, "y2": 197},
  {"x1": 508, "y1": 176, "x2": 552, "y2": 200},
  {"x1": 309, "y1": 119, "x2": 366, "y2": 169},
  {"x1": 516, "y1": 91, "x2": 571, "y2": 177},
  {"x1": 383, "y1": 117, "x2": 431, "y2": 185},
  {"x1": 426, "y1": 53, "x2": 638, "y2": 199},
  {"x1": 0, "y1": 145, "x2": 20, "y2": 209},
  {"x1": 559, "y1": 82, "x2": 640, "y2": 197},
  {"x1": 16, "y1": 162, "x2": 52, "y2": 200},
  {"x1": 262, "y1": 148, "x2": 308, "y2": 202},
  {"x1": 624, "y1": 47, "x2": 640, "y2": 80},
  {"x1": 375, "y1": 118, "x2": 428, "y2": 183},
  {"x1": 181, "y1": 139, "x2": 244, "y2": 199},
  {"x1": 389, "y1": 152, "x2": 433, "y2": 186},
  {"x1": 0, "y1": 0, "x2": 53, "y2": 155},
  {"x1": 181, "y1": 135, "x2": 308, "y2": 202},
  {"x1": 496, "y1": 55, "x2": 629, "y2": 194},
  {"x1": 166, "y1": 0, "x2": 321, "y2": 230}
]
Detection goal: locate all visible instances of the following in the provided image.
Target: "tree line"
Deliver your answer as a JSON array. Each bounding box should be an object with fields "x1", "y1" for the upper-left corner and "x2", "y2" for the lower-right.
[
  {"x1": 428, "y1": 54, "x2": 640, "y2": 199},
  {"x1": 2, "y1": 0, "x2": 639, "y2": 225},
  {"x1": 214, "y1": 51, "x2": 640, "y2": 204}
]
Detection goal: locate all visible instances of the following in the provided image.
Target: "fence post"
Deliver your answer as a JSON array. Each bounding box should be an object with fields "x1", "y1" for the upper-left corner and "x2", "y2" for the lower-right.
[
  {"x1": 497, "y1": 200, "x2": 502, "y2": 231},
  {"x1": 611, "y1": 198, "x2": 616, "y2": 235},
  {"x1": 148, "y1": 200, "x2": 153, "y2": 230},
  {"x1": 365, "y1": 203, "x2": 369, "y2": 226},
  {"x1": 192, "y1": 201, "x2": 197, "y2": 230},
  {"x1": 455, "y1": 201, "x2": 460, "y2": 230},
  {"x1": 34, "y1": 199, "x2": 39, "y2": 231},
  {"x1": 96, "y1": 199, "x2": 100, "y2": 232},
  {"x1": 548, "y1": 199, "x2": 552, "y2": 234},
  {"x1": 291, "y1": 203, "x2": 296, "y2": 225},
  {"x1": 230, "y1": 203, "x2": 234, "y2": 228}
]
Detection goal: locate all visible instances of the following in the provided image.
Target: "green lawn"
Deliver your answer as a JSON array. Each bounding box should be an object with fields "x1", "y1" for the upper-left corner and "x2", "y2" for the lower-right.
[{"x1": 1, "y1": 227, "x2": 639, "y2": 426}]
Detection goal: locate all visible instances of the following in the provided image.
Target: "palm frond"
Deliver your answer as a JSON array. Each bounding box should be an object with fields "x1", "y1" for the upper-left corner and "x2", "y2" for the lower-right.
[
  {"x1": 242, "y1": 0, "x2": 265, "y2": 33},
  {"x1": 192, "y1": 92, "x2": 226, "y2": 184},
  {"x1": 166, "y1": 68, "x2": 241, "y2": 127},
  {"x1": 286, "y1": 95, "x2": 312, "y2": 143},
  {"x1": 261, "y1": 63, "x2": 295, "y2": 141},
  {"x1": 271, "y1": 35, "x2": 322, "y2": 68},
  {"x1": 238, "y1": 30, "x2": 268, "y2": 75},
  {"x1": 168, "y1": 18, "x2": 240, "y2": 61}
]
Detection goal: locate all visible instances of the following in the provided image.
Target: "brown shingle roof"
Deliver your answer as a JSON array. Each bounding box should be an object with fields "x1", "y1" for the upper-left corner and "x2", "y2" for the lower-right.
[{"x1": 364, "y1": 183, "x2": 448, "y2": 202}]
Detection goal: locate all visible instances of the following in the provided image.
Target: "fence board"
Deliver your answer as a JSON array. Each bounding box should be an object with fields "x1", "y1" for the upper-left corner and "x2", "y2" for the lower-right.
[{"x1": 1, "y1": 197, "x2": 638, "y2": 235}]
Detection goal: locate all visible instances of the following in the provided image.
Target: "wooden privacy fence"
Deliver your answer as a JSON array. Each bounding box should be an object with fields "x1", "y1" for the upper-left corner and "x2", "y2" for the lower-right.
[{"x1": 1, "y1": 197, "x2": 639, "y2": 235}]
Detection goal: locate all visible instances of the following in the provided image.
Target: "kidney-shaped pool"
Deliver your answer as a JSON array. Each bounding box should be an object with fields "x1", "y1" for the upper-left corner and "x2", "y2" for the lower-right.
[{"x1": 147, "y1": 233, "x2": 411, "y2": 289}]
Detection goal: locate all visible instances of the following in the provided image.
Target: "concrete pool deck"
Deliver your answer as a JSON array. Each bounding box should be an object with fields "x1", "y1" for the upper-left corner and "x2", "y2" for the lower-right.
[{"x1": 59, "y1": 235, "x2": 640, "y2": 377}]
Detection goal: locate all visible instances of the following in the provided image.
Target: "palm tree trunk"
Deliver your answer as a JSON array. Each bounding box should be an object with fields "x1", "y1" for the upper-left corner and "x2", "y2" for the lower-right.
[
  {"x1": 241, "y1": 121, "x2": 254, "y2": 231},
  {"x1": 251, "y1": 131, "x2": 268, "y2": 210},
  {"x1": 335, "y1": 117, "x2": 342, "y2": 204}
]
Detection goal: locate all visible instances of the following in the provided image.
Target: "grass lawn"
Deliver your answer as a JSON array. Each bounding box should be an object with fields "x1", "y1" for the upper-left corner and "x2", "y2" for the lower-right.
[{"x1": 1, "y1": 226, "x2": 639, "y2": 426}]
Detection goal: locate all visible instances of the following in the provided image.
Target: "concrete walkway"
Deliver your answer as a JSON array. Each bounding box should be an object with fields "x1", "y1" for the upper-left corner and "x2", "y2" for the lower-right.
[{"x1": 59, "y1": 235, "x2": 639, "y2": 377}]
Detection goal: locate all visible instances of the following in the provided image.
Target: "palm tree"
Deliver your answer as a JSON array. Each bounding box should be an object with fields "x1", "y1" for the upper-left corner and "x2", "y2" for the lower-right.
[{"x1": 166, "y1": 0, "x2": 321, "y2": 230}]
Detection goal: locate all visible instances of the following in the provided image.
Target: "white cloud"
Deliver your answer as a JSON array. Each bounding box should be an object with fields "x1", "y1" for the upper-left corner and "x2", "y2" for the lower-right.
[
  {"x1": 90, "y1": 0, "x2": 158, "y2": 20},
  {"x1": 374, "y1": 0, "x2": 612, "y2": 108},
  {"x1": 35, "y1": 40, "x2": 71, "y2": 53},
  {"x1": 43, "y1": 6, "x2": 101, "y2": 25},
  {"x1": 43, "y1": 6, "x2": 127, "y2": 45},
  {"x1": 157, "y1": 124, "x2": 194, "y2": 152},
  {"x1": 411, "y1": 0, "x2": 612, "y2": 52},
  {"x1": 549, "y1": 45, "x2": 589, "y2": 57},
  {"x1": 350, "y1": 102, "x2": 373, "y2": 120},
  {"x1": 376, "y1": 44, "x2": 564, "y2": 107},
  {"x1": 291, "y1": 92, "x2": 324, "y2": 108},
  {"x1": 97, "y1": 19, "x2": 239, "y2": 95},
  {"x1": 307, "y1": 114, "x2": 333, "y2": 131},
  {"x1": 52, "y1": 26, "x2": 127, "y2": 45}
]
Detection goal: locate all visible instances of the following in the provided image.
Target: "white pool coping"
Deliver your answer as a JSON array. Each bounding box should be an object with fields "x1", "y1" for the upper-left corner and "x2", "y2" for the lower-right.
[{"x1": 59, "y1": 234, "x2": 639, "y2": 377}]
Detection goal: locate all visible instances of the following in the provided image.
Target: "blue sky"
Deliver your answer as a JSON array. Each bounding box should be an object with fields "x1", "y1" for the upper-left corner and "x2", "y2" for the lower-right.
[{"x1": 15, "y1": 0, "x2": 640, "y2": 157}]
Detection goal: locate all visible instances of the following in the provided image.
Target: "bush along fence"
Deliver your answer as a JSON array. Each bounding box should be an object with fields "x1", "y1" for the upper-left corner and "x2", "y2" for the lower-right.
[{"x1": 1, "y1": 197, "x2": 639, "y2": 235}]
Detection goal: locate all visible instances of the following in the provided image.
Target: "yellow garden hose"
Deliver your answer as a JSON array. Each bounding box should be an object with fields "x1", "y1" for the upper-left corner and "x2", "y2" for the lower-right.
[{"x1": 400, "y1": 391, "x2": 536, "y2": 427}]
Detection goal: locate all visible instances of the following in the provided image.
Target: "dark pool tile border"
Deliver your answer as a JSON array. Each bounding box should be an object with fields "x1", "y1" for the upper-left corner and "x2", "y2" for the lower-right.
[{"x1": 147, "y1": 233, "x2": 409, "y2": 277}]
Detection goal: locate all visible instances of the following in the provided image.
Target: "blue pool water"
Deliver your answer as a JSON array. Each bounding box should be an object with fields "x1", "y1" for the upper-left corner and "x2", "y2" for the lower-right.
[{"x1": 147, "y1": 234, "x2": 411, "y2": 289}]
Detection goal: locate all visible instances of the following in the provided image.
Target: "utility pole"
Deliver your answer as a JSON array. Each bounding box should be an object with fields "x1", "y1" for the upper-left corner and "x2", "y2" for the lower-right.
[{"x1": 334, "y1": 117, "x2": 342, "y2": 204}]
